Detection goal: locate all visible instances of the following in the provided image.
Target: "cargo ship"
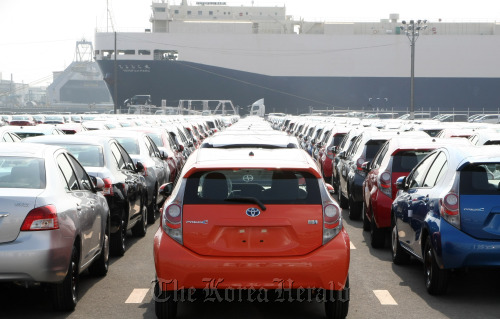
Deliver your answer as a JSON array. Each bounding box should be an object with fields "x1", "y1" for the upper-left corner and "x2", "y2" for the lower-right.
[{"x1": 94, "y1": 0, "x2": 500, "y2": 114}]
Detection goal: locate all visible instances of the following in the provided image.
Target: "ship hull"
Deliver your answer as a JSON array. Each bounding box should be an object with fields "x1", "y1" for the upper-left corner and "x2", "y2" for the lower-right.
[{"x1": 97, "y1": 59, "x2": 500, "y2": 114}]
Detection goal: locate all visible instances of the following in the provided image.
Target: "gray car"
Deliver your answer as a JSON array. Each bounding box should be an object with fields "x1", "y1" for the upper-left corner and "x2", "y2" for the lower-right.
[{"x1": 0, "y1": 143, "x2": 110, "y2": 311}]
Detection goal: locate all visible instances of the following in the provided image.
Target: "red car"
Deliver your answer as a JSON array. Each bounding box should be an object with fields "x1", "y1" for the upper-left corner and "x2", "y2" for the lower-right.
[
  {"x1": 319, "y1": 128, "x2": 348, "y2": 185},
  {"x1": 154, "y1": 147, "x2": 350, "y2": 319},
  {"x1": 9, "y1": 115, "x2": 36, "y2": 126},
  {"x1": 362, "y1": 137, "x2": 471, "y2": 248}
]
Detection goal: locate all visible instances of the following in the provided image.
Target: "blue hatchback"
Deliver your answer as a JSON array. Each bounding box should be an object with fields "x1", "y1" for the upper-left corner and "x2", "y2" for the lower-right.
[{"x1": 391, "y1": 145, "x2": 500, "y2": 295}]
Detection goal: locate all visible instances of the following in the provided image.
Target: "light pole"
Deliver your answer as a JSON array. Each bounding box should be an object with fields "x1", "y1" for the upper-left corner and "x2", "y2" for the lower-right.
[{"x1": 400, "y1": 20, "x2": 427, "y2": 120}]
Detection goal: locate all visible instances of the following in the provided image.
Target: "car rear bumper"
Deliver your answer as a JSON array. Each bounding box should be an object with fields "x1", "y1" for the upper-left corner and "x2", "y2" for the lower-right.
[
  {"x1": 154, "y1": 227, "x2": 350, "y2": 292},
  {"x1": 440, "y1": 220, "x2": 500, "y2": 269},
  {"x1": 372, "y1": 191, "x2": 392, "y2": 228},
  {"x1": 0, "y1": 231, "x2": 72, "y2": 283}
]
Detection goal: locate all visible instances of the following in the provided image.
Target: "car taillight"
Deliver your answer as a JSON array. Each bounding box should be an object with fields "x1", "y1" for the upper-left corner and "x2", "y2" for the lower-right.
[
  {"x1": 326, "y1": 147, "x2": 334, "y2": 160},
  {"x1": 440, "y1": 193, "x2": 460, "y2": 229},
  {"x1": 323, "y1": 203, "x2": 342, "y2": 245},
  {"x1": 161, "y1": 180, "x2": 185, "y2": 245},
  {"x1": 20, "y1": 205, "x2": 59, "y2": 231},
  {"x1": 356, "y1": 157, "x2": 366, "y2": 177},
  {"x1": 102, "y1": 178, "x2": 114, "y2": 196},
  {"x1": 142, "y1": 165, "x2": 148, "y2": 177},
  {"x1": 378, "y1": 171, "x2": 392, "y2": 198}
]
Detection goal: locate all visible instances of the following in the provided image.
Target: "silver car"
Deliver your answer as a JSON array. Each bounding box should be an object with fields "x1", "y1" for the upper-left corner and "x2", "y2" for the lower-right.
[{"x1": 0, "y1": 143, "x2": 110, "y2": 311}]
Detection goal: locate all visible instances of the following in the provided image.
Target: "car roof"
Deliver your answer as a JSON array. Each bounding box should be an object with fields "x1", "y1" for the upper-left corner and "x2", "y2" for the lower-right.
[
  {"x1": 386, "y1": 136, "x2": 471, "y2": 153},
  {"x1": 182, "y1": 148, "x2": 321, "y2": 178},
  {"x1": 23, "y1": 135, "x2": 115, "y2": 146},
  {"x1": 0, "y1": 142, "x2": 62, "y2": 157},
  {"x1": 77, "y1": 129, "x2": 145, "y2": 138},
  {"x1": 201, "y1": 134, "x2": 299, "y2": 149}
]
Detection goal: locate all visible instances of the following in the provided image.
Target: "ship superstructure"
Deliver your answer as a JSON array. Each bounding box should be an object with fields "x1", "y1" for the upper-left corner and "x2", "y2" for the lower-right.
[{"x1": 94, "y1": 1, "x2": 500, "y2": 113}]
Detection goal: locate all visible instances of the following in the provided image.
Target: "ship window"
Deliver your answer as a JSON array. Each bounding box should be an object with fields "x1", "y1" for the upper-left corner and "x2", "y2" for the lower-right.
[
  {"x1": 154, "y1": 7, "x2": 166, "y2": 12},
  {"x1": 154, "y1": 50, "x2": 178, "y2": 61},
  {"x1": 94, "y1": 50, "x2": 99, "y2": 55},
  {"x1": 174, "y1": 10, "x2": 179, "y2": 14},
  {"x1": 102, "y1": 50, "x2": 114, "y2": 59},
  {"x1": 138, "y1": 50, "x2": 151, "y2": 55},
  {"x1": 118, "y1": 50, "x2": 135, "y2": 55},
  {"x1": 198, "y1": 11, "x2": 202, "y2": 15},
  {"x1": 187, "y1": 10, "x2": 191, "y2": 15},
  {"x1": 209, "y1": 11, "x2": 213, "y2": 15}
]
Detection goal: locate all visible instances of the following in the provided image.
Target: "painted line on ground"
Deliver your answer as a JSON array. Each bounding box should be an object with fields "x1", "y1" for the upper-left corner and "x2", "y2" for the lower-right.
[
  {"x1": 125, "y1": 288, "x2": 150, "y2": 304},
  {"x1": 350, "y1": 241, "x2": 356, "y2": 249},
  {"x1": 373, "y1": 290, "x2": 398, "y2": 305}
]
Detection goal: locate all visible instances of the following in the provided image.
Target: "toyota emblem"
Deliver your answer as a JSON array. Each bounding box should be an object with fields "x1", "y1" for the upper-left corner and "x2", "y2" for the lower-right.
[
  {"x1": 246, "y1": 207, "x2": 260, "y2": 217},
  {"x1": 243, "y1": 174, "x2": 254, "y2": 182}
]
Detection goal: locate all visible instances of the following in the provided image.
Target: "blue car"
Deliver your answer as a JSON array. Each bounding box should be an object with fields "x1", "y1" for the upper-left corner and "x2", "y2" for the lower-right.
[{"x1": 391, "y1": 145, "x2": 500, "y2": 295}]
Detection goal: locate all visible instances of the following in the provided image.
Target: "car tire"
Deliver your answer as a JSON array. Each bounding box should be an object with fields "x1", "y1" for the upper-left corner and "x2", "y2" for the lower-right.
[
  {"x1": 155, "y1": 281, "x2": 178, "y2": 319},
  {"x1": 391, "y1": 213, "x2": 411, "y2": 265},
  {"x1": 324, "y1": 276, "x2": 349, "y2": 319},
  {"x1": 370, "y1": 215, "x2": 385, "y2": 248},
  {"x1": 148, "y1": 186, "x2": 159, "y2": 224},
  {"x1": 111, "y1": 214, "x2": 126, "y2": 256},
  {"x1": 132, "y1": 204, "x2": 148, "y2": 237},
  {"x1": 362, "y1": 204, "x2": 371, "y2": 231},
  {"x1": 51, "y1": 245, "x2": 79, "y2": 311},
  {"x1": 424, "y1": 236, "x2": 449, "y2": 295},
  {"x1": 348, "y1": 192, "x2": 362, "y2": 220},
  {"x1": 88, "y1": 219, "x2": 110, "y2": 276},
  {"x1": 339, "y1": 192, "x2": 348, "y2": 209}
]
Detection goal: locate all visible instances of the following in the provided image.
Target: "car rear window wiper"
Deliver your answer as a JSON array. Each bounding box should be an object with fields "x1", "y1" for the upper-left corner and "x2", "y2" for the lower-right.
[{"x1": 225, "y1": 197, "x2": 267, "y2": 211}]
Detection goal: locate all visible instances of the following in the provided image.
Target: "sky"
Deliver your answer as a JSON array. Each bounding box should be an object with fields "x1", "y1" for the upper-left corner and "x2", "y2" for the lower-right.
[{"x1": 1, "y1": 0, "x2": 500, "y2": 86}]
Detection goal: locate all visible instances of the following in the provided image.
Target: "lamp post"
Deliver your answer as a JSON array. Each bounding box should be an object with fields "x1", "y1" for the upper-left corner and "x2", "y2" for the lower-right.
[{"x1": 400, "y1": 20, "x2": 427, "y2": 120}]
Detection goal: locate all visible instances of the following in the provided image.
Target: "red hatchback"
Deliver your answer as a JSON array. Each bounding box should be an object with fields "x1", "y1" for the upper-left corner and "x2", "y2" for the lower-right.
[
  {"x1": 362, "y1": 137, "x2": 471, "y2": 247},
  {"x1": 154, "y1": 147, "x2": 350, "y2": 319}
]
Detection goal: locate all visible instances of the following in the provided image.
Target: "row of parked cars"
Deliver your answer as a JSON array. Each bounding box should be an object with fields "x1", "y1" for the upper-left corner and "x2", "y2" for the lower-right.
[
  {"x1": 270, "y1": 114, "x2": 500, "y2": 296},
  {"x1": 0, "y1": 113, "x2": 235, "y2": 311},
  {"x1": 153, "y1": 118, "x2": 349, "y2": 319}
]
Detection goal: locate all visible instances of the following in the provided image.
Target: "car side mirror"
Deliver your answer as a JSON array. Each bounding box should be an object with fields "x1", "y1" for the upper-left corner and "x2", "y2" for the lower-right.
[
  {"x1": 338, "y1": 151, "x2": 345, "y2": 159},
  {"x1": 178, "y1": 144, "x2": 184, "y2": 152},
  {"x1": 395, "y1": 176, "x2": 407, "y2": 190},
  {"x1": 136, "y1": 162, "x2": 145, "y2": 173},
  {"x1": 90, "y1": 176, "x2": 104, "y2": 191},
  {"x1": 325, "y1": 183, "x2": 335, "y2": 195},
  {"x1": 159, "y1": 182, "x2": 174, "y2": 198},
  {"x1": 361, "y1": 161, "x2": 371, "y2": 173}
]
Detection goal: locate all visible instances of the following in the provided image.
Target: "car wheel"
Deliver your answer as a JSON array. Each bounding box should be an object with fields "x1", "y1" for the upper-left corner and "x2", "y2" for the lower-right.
[
  {"x1": 155, "y1": 281, "x2": 178, "y2": 319},
  {"x1": 89, "y1": 219, "x2": 110, "y2": 276},
  {"x1": 111, "y1": 214, "x2": 126, "y2": 256},
  {"x1": 370, "y1": 214, "x2": 385, "y2": 248},
  {"x1": 391, "y1": 213, "x2": 411, "y2": 265},
  {"x1": 324, "y1": 276, "x2": 349, "y2": 319},
  {"x1": 348, "y1": 192, "x2": 362, "y2": 220},
  {"x1": 362, "y1": 204, "x2": 371, "y2": 231},
  {"x1": 148, "y1": 186, "x2": 159, "y2": 224},
  {"x1": 51, "y1": 245, "x2": 79, "y2": 311},
  {"x1": 424, "y1": 236, "x2": 449, "y2": 295},
  {"x1": 132, "y1": 203, "x2": 148, "y2": 237}
]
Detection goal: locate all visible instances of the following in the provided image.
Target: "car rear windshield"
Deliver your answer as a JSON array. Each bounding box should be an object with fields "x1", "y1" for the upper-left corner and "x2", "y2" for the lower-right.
[
  {"x1": 15, "y1": 132, "x2": 44, "y2": 139},
  {"x1": 423, "y1": 129, "x2": 441, "y2": 137},
  {"x1": 114, "y1": 137, "x2": 140, "y2": 155},
  {"x1": 392, "y1": 150, "x2": 432, "y2": 172},
  {"x1": 0, "y1": 157, "x2": 46, "y2": 189},
  {"x1": 460, "y1": 164, "x2": 500, "y2": 195},
  {"x1": 184, "y1": 169, "x2": 321, "y2": 204},
  {"x1": 62, "y1": 145, "x2": 104, "y2": 167},
  {"x1": 365, "y1": 140, "x2": 386, "y2": 161}
]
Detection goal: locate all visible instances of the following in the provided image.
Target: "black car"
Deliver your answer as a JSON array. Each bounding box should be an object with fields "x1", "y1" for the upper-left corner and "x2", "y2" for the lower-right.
[{"x1": 24, "y1": 135, "x2": 148, "y2": 256}]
